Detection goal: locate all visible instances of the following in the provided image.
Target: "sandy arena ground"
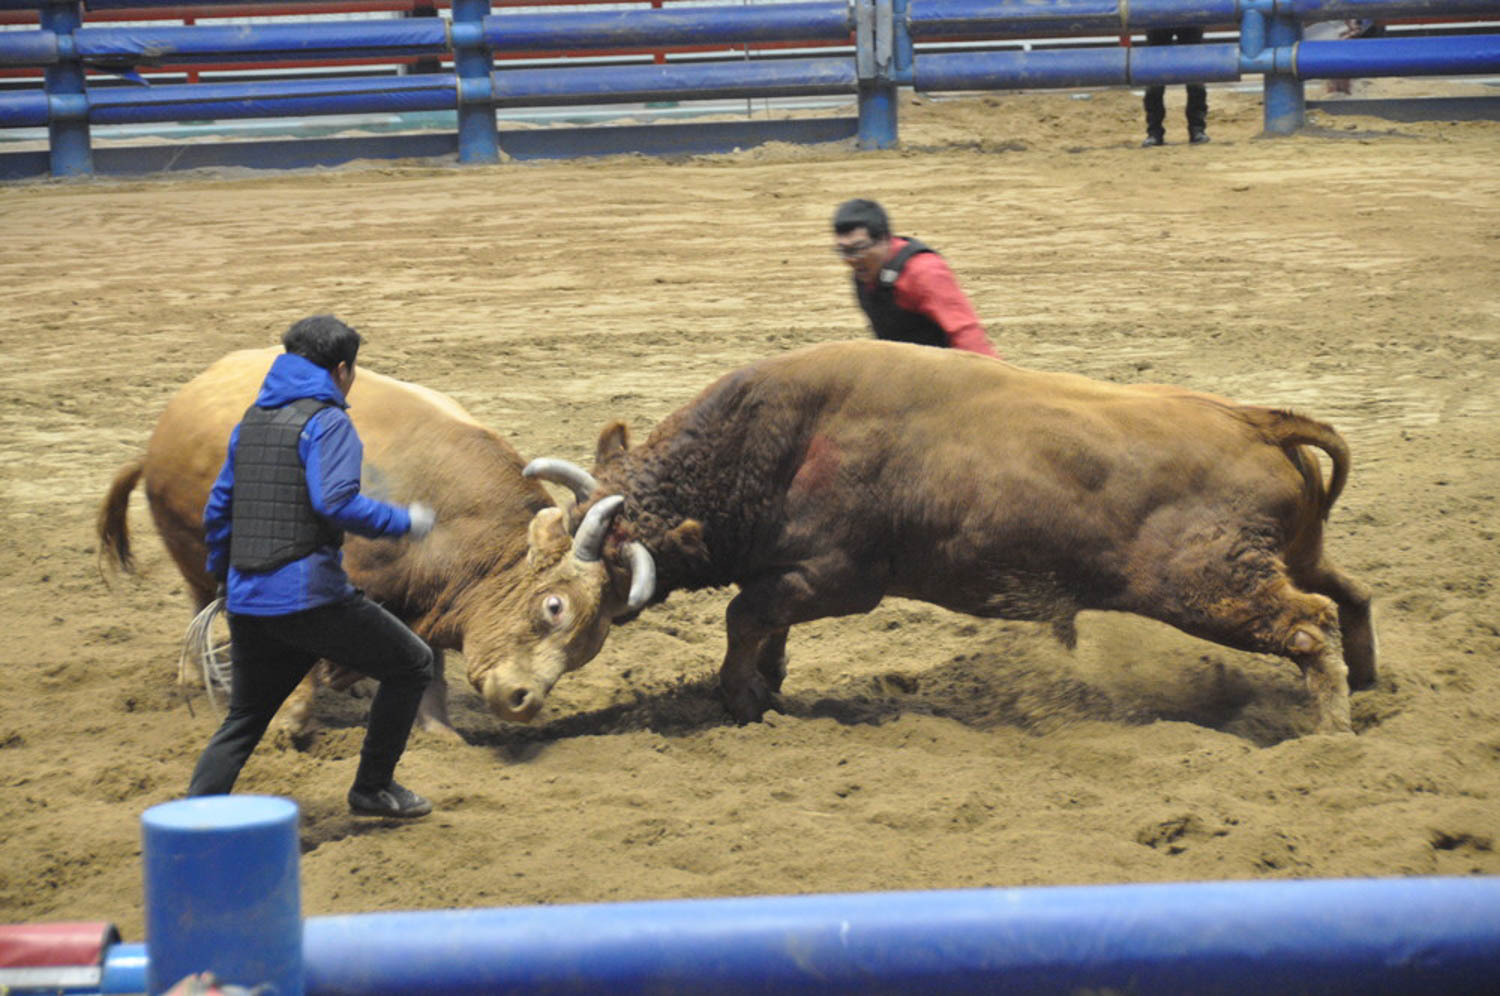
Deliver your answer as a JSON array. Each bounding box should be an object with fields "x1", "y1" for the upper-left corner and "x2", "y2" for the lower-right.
[{"x1": 2, "y1": 82, "x2": 1498, "y2": 943}]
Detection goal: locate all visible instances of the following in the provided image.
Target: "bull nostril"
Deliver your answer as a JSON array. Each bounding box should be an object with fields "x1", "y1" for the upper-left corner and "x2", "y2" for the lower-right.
[{"x1": 507, "y1": 688, "x2": 531, "y2": 712}]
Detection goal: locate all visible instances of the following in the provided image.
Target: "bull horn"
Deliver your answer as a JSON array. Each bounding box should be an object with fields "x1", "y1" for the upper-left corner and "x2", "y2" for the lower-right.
[
  {"x1": 624, "y1": 541, "x2": 656, "y2": 611},
  {"x1": 572, "y1": 495, "x2": 624, "y2": 563},
  {"x1": 524, "y1": 458, "x2": 599, "y2": 503}
]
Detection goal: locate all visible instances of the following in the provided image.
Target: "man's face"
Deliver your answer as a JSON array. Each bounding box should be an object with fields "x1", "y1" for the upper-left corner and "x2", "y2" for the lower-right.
[{"x1": 834, "y1": 227, "x2": 889, "y2": 284}]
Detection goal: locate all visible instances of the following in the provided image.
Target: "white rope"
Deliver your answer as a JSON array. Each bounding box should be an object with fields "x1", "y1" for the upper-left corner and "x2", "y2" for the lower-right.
[{"x1": 179, "y1": 597, "x2": 233, "y2": 711}]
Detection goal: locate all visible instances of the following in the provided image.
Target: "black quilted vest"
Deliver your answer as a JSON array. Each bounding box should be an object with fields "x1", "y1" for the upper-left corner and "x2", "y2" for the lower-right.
[
  {"x1": 229, "y1": 397, "x2": 342, "y2": 573},
  {"x1": 853, "y1": 237, "x2": 948, "y2": 348}
]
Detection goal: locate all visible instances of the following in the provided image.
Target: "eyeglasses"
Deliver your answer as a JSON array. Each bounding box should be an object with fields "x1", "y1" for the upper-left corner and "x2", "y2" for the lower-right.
[{"x1": 833, "y1": 240, "x2": 877, "y2": 259}]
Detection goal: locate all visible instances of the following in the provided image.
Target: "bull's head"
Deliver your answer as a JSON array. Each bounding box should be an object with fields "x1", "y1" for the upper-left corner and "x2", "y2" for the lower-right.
[{"x1": 462, "y1": 463, "x2": 654, "y2": 724}]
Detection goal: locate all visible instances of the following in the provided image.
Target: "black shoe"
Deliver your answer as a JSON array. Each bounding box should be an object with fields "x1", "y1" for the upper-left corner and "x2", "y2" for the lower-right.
[
  {"x1": 1189, "y1": 129, "x2": 1210, "y2": 144},
  {"x1": 1141, "y1": 134, "x2": 1164, "y2": 148},
  {"x1": 348, "y1": 781, "x2": 432, "y2": 818}
]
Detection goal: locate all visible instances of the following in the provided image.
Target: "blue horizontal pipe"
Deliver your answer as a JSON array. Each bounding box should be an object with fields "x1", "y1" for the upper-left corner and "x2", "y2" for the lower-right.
[
  {"x1": 482, "y1": 4, "x2": 852, "y2": 53},
  {"x1": 1282, "y1": 0, "x2": 1500, "y2": 21},
  {"x1": 912, "y1": 41, "x2": 1247, "y2": 91},
  {"x1": 295, "y1": 878, "x2": 1500, "y2": 995},
  {"x1": 99, "y1": 942, "x2": 147, "y2": 995},
  {"x1": 915, "y1": 47, "x2": 1130, "y2": 89},
  {"x1": 0, "y1": 90, "x2": 48, "y2": 127},
  {"x1": 1132, "y1": 39, "x2": 1244, "y2": 83},
  {"x1": 72, "y1": 20, "x2": 448, "y2": 64},
  {"x1": 908, "y1": 0, "x2": 1239, "y2": 38},
  {"x1": 1298, "y1": 33, "x2": 1500, "y2": 78},
  {"x1": 0, "y1": 29, "x2": 57, "y2": 67},
  {"x1": 86, "y1": 74, "x2": 455, "y2": 124},
  {"x1": 491, "y1": 57, "x2": 857, "y2": 106}
]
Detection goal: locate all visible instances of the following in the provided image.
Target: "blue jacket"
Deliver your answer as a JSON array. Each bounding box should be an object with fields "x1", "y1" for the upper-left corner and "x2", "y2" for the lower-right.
[{"x1": 203, "y1": 353, "x2": 412, "y2": 616}]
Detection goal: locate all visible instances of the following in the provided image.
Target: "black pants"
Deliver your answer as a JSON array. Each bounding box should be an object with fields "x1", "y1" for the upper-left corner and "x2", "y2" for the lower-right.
[
  {"x1": 187, "y1": 595, "x2": 433, "y2": 797},
  {"x1": 1143, "y1": 27, "x2": 1208, "y2": 138}
]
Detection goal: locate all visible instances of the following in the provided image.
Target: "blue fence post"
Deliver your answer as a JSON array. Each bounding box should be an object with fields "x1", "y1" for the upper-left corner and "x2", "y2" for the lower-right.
[
  {"x1": 453, "y1": 0, "x2": 499, "y2": 163},
  {"x1": 40, "y1": 0, "x2": 90, "y2": 177},
  {"x1": 141, "y1": 796, "x2": 304, "y2": 996},
  {"x1": 856, "y1": 0, "x2": 898, "y2": 148},
  {"x1": 1263, "y1": 9, "x2": 1304, "y2": 134}
]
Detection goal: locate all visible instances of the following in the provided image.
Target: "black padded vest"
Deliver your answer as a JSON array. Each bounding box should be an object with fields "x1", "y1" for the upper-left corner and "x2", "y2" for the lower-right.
[
  {"x1": 229, "y1": 397, "x2": 342, "y2": 573},
  {"x1": 853, "y1": 237, "x2": 948, "y2": 349}
]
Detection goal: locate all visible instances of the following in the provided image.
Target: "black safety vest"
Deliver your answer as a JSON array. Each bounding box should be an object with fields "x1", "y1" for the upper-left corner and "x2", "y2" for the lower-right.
[
  {"x1": 229, "y1": 397, "x2": 342, "y2": 573},
  {"x1": 853, "y1": 238, "x2": 949, "y2": 349}
]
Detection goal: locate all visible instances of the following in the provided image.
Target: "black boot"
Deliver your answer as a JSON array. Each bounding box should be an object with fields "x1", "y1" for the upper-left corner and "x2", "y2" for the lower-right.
[{"x1": 1186, "y1": 84, "x2": 1208, "y2": 144}]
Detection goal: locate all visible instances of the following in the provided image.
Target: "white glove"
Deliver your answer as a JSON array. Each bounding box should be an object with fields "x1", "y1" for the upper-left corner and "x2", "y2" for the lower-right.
[{"x1": 407, "y1": 502, "x2": 436, "y2": 540}]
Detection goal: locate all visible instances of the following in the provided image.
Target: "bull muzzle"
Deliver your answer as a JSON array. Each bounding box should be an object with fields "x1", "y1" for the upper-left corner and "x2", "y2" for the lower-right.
[{"x1": 481, "y1": 670, "x2": 549, "y2": 724}]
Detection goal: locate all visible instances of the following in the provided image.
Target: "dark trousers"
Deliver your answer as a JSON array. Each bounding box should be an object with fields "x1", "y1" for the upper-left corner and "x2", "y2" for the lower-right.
[
  {"x1": 1143, "y1": 27, "x2": 1208, "y2": 138},
  {"x1": 187, "y1": 595, "x2": 433, "y2": 797}
]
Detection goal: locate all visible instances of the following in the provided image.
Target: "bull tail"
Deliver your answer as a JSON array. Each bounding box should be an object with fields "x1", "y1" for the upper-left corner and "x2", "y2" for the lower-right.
[
  {"x1": 1244, "y1": 408, "x2": 1351, "y2": 519},
  {"x1": 97, "y1": 458, "x2": 144, "y2": 574}
]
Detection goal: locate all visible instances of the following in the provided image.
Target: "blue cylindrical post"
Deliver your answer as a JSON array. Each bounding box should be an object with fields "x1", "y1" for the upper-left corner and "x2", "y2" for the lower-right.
[
  {"x1": 856, "y1": 0, "x2": 899, "y2": 150},
  {"x1": 1263, "y1": 12, "x2": 1304, "y2": 134},
  {"x1": 40, "y1": 0, "x2": 89, "y2": 177},
  {"x1": 141, "y1": 796, "x2": 303, "y2": 996},
  {"x1": 452, "y1": 0, "x2": 498, "y2": 164}
]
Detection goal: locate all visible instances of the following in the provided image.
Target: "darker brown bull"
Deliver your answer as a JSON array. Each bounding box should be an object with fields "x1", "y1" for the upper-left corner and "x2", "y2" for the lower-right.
[{"x1": 526, "y1": 340, "x2": 1376, "y2": 734}]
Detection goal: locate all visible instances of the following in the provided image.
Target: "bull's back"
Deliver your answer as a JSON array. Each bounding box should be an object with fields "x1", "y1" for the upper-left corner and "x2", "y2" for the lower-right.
[
  {"x1": 140, "y1": 349, "x2": 535, "y2": 593},
  {"x1": 730, "y1": 342, "x2": 1311, "y2": 568},
  {"x1": 746, "y1": 341, "x2": 1258, "y2": 469}
]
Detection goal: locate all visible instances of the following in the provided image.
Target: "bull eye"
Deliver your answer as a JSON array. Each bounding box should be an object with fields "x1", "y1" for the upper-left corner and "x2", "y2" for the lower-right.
[{"x1": 543, "y1": 595, "x2": 565, "y2": 621}]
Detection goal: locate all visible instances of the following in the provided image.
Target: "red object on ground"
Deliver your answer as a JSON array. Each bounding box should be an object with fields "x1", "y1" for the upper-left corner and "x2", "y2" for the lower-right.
[{"x1": 0, "y1": 921, "x2": 121, "y2": 968}]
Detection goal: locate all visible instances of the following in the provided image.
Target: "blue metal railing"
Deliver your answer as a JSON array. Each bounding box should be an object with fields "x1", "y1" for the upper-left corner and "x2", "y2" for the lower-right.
[{"x1": 1, "y1": 0, "x2": 1498, "y2": 178}]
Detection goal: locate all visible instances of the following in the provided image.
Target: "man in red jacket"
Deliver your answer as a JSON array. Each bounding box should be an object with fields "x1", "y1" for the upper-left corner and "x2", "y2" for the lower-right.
[{"x1": 831, "y1": 198, "x2": 1000, "y2": 358}]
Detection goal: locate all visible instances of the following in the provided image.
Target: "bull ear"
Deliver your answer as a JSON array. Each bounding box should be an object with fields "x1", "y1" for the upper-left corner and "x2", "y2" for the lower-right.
[
  {"x1": 664, "y1": 519, "x2": 710, "y2": 569},
  {"x1": 595, "y1": 421, "x2": 630, "y2": 465},
  {"x1": 526, "y1": 508, "x2": 570, "y2": 567}
]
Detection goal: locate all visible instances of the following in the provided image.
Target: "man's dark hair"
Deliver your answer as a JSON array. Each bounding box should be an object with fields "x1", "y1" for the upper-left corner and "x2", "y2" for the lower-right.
[
  {"x1": 282, "y1": 315, "x2": 361, "y2": 371},
  {"x1": 832, "y1": 198, "x2": 891, "y2": 240}
]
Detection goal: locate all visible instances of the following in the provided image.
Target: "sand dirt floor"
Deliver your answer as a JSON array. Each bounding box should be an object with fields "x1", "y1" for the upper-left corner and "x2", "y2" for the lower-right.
[{"x1": 2, "y1": 82, "x2": 1499, "y2": 943}]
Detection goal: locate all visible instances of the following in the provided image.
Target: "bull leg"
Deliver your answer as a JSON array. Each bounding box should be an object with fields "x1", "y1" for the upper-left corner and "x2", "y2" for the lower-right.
[
  {"x1": 1142, "y1": 568, "x2": 1352, "y2": 734},
  {"x1": 722, "y1": 559, "x2": 883, "y2": 723},
  {"x1": 1296, "y1": 558, "x2": 1377, "y2": 691},
  {"x1": 415, "y1": 646, "x2": 463, "y2": 741},
  {"x1": 1287, "y1": 619, "x2": 1352, "y2": 735},
  {"x1": 756, "y1": 629, "x2": 789, "y2": 694},
  {"x1": 274, "y1": 670, "x2": 321, "y2": 736},
  {"x1": 721, "y1": 600, "x2": 786, "y2": 725}
]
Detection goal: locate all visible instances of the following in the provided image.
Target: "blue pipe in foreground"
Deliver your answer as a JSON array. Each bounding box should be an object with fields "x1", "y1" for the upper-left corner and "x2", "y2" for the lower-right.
[
  {"x1": 127, "y1": 798, "x2": 1500, "y2": 996},
  {"x1": 305, "y1": 877, "x2": 1500, "y2": 994}
]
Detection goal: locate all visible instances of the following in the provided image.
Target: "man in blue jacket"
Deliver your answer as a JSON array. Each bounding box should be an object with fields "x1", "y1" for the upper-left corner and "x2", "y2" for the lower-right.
[{"x1": 187, "y1": 315, "x2": 438, "y2": 819}]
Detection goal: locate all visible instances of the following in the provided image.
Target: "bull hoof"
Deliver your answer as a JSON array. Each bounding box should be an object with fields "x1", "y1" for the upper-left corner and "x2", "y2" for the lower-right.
[
  {"x1": 416, "y1": 718, "x2": 467, "y2": 743},
  {"x1": 720, "y1": 678, "x2": 773, "y2": 725}
]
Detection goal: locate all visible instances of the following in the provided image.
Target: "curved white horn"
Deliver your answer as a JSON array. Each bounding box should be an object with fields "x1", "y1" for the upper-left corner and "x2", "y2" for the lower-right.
[
  {"x1": 572, "y1": 495, "x2": 623, "y2": 563},
  {"x1": 624, "y1": 541, "x2": 656, "y2": 611},
  {"x1": 523, "y1": 458, "x2": 599, "y2": 503}
]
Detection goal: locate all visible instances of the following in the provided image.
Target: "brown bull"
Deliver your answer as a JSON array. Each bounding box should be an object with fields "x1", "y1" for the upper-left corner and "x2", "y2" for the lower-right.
[
  {"x1": 97, "y1": 347, "x2": 651, "y2": 733},
  {"x1": 517, "y1": 340, "x2": 1376, "y2": 734}
]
